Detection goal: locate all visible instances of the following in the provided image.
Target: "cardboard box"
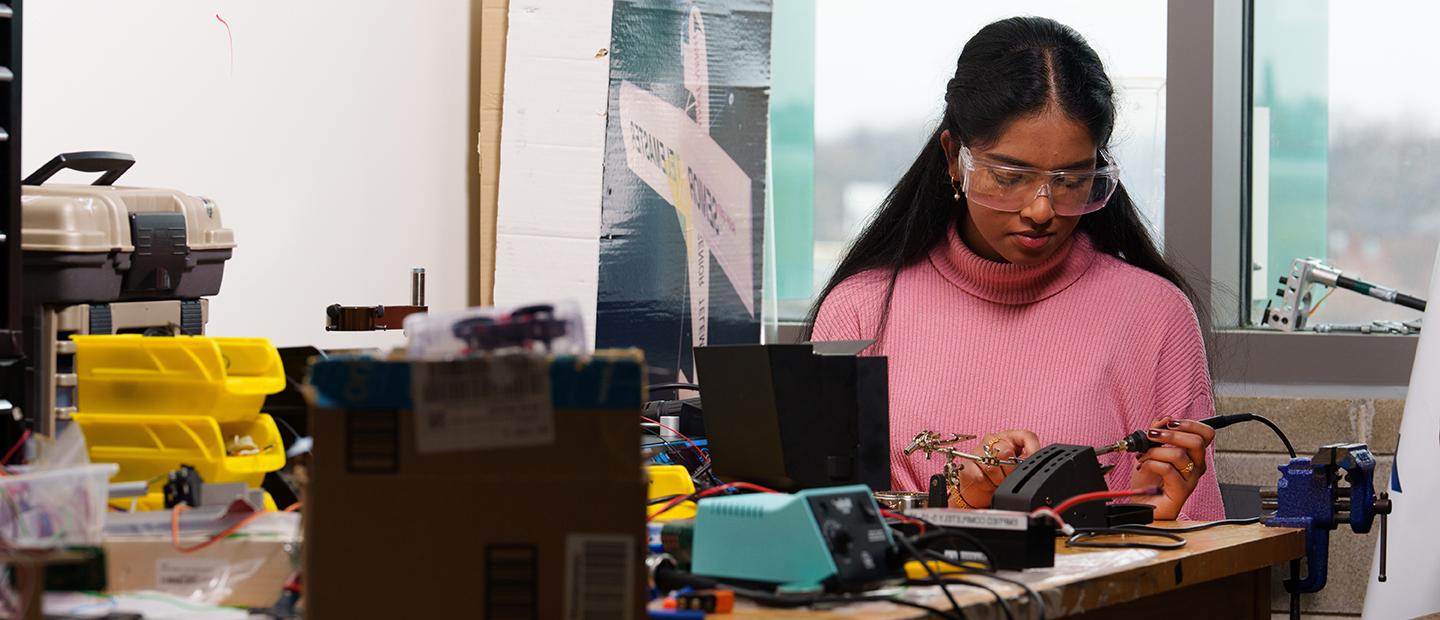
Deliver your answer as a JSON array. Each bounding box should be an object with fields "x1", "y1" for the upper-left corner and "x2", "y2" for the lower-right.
[
  {"x1": 304, "y1": 351, "x2": 646, "y2": 619},
  {"x1": 103, "y1": 513, "x2": 300, "y2": 608}
]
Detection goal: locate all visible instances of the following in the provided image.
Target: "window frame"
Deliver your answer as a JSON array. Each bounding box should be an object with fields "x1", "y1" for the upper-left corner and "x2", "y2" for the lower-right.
[
  {"x1": 780, "y1": 0, "x2": 1420, "y2": 388},
  {"x1": 1168, "y1": 0, "x2": 1416, "y2": 387}
]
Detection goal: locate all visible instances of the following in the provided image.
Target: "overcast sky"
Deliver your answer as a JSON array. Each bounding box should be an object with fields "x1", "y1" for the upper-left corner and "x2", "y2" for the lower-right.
[{"x1": 815, "y1": 1, "x2": 1440, "y2": 141}]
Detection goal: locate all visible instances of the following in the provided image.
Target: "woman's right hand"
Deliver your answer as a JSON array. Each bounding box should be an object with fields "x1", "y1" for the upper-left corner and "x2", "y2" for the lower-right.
[{"x1": 952, "y1": 429, "x2": 1042, "y2": 508}]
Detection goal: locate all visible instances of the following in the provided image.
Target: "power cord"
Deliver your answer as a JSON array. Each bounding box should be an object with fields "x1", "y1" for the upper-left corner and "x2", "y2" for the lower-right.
[
  {"x1": 1200, "y1": 413, "x2": 1296, "y2": 459},
  {"x1": 895, "y1": 534, "x2": 966, "y2": 619},
  {"x1": 1199, "y1": 412, "x2": 1301, "y2": 620},
  {"x1": 1113, "y1": 517, "x2": 1260, "y2": 534},
  {"x1": 1066, "y1": 528, "x2": 1186, "y2": 550},
  {"x1": 907, "y1": 518, "x2": 1002, "y2": 572},
  {"x1": 917, "y1": 550, "x2": 1021, "y2": 620},
  {"x1": 903, "y1": 517, "x2": 1034, "y2": 619},
  {"x1": 974, "y1": 571, "x2": 1047, "y2": 620},
  {"x1": 651, "y1": 558, "x2": 962, "y2": 618}
]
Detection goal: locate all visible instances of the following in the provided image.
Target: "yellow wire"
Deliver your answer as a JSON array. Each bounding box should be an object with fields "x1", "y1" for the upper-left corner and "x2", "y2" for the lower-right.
[{"x1": 1309, "y1": 288, "x2": 1336, "y2": 318}]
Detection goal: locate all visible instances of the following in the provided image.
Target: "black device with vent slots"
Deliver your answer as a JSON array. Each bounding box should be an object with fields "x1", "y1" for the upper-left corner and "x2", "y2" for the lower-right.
[
  {"x1": 992, "y1": 443, "x2": 1154, "y2": 528},
  {"x1": 693, "y1": 342, "x2": 889, "y2": 492}
]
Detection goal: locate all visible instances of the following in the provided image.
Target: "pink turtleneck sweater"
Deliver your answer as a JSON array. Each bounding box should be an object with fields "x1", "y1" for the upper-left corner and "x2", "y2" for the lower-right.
[{"x1": 813, "y1": 226, "x2": 1224, "y2": 520}]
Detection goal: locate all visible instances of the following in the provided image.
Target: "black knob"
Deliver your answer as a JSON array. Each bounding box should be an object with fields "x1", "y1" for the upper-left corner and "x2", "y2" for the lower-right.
[
  {"x1": 1279, "y1": 276, "x2": 1289, "y2": 285},
  {"x1": 823, "y1": 521, "x2": 853, "y2": 555},
  {"x1": 1276, "y1": 288, "x2": 1286, "y2": 298}
]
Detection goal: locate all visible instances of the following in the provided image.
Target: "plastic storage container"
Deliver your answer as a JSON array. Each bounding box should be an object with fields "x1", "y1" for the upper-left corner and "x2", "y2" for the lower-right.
[
  {"x1": 404, "y1": 300, "x2": 588, "y2": 359},
  {"x1": 21, "y1": 151, "x2": 236, "y2": 305},
  {"x1": 74, "y1": 335, "x2": 286, "y2": 423},
  {"x1": 0, "y1": 463, "x2": 118, "y2": 547}
]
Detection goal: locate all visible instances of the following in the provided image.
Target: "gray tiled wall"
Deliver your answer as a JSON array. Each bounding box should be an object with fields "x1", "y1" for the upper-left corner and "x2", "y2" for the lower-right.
[{"x1": 1216, "y1": 395, "x2": 1400, "y2": 619}]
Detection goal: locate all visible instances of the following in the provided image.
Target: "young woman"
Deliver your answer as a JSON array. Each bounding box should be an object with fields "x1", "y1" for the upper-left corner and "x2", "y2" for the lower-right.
[{"x1": 807, "y1": 16, "x2": 1223, "y2": 520}]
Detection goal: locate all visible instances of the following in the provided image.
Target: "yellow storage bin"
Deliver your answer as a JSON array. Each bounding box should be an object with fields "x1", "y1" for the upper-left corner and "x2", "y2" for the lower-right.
[
  {"x1": 71, "y1": 413, "x2": 286, "y2": 489},
  {"x1": 74, "y1": 335, "x2": 285, "y2": 422},
  {"x1": 647, "y1": 464, "x2": 697, "y2": 521}
]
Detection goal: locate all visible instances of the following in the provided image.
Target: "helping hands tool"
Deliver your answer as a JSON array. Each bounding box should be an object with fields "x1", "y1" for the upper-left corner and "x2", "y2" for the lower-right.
[{"x1": 904, "y1": 430, "x2": 1024, "y2": 507}]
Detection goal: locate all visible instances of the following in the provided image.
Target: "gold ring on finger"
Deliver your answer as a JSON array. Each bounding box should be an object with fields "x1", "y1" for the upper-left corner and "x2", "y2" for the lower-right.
[{"x1": 1180, "y1": 461, "x2": 1195, "y2": 476}]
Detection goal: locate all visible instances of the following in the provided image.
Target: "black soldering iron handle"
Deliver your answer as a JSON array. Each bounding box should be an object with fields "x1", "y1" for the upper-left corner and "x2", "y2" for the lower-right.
[
  {"x1": 1123, "y1": 429, "x2": 1157, "y2": 454},
  {"x1": 1396, "y1": 292, "x2": 1428, "y2": 312}
]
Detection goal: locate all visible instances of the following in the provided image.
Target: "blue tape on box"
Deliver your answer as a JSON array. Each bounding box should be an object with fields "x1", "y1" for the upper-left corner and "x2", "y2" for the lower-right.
[{"x1": 309, "y1": 354, "x2": 645, "y2": 411}]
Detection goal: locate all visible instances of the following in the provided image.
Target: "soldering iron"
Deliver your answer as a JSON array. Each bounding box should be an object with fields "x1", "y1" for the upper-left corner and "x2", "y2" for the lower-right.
[{"x1": 1095, "y1": 413, "x2": 1296, "y2": 458}]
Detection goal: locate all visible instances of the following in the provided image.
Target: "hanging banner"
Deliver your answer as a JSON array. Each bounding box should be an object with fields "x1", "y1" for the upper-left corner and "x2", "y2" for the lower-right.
[{"x1": 596, "y1": 0, "x2": 771, "y2": 384}]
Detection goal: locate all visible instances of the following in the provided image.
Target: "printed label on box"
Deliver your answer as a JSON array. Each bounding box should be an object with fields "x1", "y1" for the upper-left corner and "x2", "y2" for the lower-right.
[
  {"x1": 410, "y1": 356, "x2": 554, "y2": 453},
  {"x1": 155, "y1": 558, "x2": 228, "y2": 595},
  {"x1": 564, "y1": 534, "x2": 635, "y2": 620}
]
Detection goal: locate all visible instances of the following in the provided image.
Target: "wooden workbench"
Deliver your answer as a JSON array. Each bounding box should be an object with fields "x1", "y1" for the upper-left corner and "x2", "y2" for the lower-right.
[{"x1": 721, "y1": 523, "x2": 1304, "y2": 619}]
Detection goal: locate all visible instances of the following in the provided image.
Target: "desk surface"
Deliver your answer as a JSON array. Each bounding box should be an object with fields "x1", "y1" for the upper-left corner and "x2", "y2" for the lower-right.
[{"x1": 718, "y1": 523, "x2": 1304, "y2": 619}]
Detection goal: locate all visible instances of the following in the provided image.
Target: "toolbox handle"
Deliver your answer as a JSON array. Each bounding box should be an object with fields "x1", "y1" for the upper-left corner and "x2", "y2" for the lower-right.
[{"x1": 23, "y1": 151, "x2": 136, "y2": 186}]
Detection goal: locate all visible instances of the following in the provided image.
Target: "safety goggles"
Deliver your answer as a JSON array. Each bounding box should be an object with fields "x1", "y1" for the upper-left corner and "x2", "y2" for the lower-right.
[{"x1": 959, "y1": 146, "x2": 1121, "y2": 216}]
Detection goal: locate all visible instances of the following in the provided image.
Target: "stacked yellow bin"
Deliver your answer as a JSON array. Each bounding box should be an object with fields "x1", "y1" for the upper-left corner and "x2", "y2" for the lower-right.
[{"x1": 69, "y1": 335, "x2": 287, "y2": 510}]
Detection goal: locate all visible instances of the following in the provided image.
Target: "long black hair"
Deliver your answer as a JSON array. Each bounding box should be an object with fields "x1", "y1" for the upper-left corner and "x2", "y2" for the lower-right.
[{"x1": 803, "y1": 16, "x2": 1207, "y2": 346}]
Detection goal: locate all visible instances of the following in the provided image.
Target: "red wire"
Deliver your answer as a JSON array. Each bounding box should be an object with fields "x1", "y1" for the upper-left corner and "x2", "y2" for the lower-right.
[
  {"x1": 880, "y1": 509, "x2": 926, "y2": 534},
  {"x1": 0, "y1": 430, "x2": 31, "y2": 466},
  {"x1": 645, "y1": 481, "x2": 781, "y2": 523},
  {"x1": 172, "y1": 501, "x2": 303, "y2": 553},
  {"x1": 641, "y1": 415, "x2": 710, "y2": 463},
  {"x1": 1049, "y1": 487, "x2": 1160, "y2": 516}
]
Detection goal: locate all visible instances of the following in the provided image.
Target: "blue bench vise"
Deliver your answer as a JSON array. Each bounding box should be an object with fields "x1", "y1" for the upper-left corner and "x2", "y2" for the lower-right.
[{"x1": 1262, "y1": 443, "x2": 1391, "y2": 593}]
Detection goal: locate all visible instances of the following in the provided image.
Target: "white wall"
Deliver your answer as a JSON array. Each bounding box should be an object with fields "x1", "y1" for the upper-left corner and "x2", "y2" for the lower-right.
[{"x1": 23, "y1": 1, "x2": 473, "y2": 349}]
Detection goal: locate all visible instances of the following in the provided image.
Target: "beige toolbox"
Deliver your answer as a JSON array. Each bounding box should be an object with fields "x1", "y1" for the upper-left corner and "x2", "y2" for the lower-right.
[{"x1": 21, "y1": 151, "x2": 235, "y2": 304}]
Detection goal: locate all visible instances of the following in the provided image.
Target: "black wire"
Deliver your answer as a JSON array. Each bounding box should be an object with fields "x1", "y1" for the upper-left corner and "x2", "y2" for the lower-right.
[
  {"x1": 979, "y1": 572, "x2": 1047, "y2": 620},
  {"x1": 1113, "y1": 516, "x2": 1259, "y2": 534},
  {"x1": 656, "y1": 557, "x2": 962, "y2": 618},
  {"x1": 902, "y1": 575, "x2": 1016, "y2": 620},
  {"x1": 1066, "y1": 528, "x2": 1186, "y2": 550},
  {"x1": 916, "y1": 551, "x2": 1022, "y2": 620},
  {"x1": 648, "y1": 382, "x2": 701, "y2": 392},
  {"x1": 726, "y1": 583, "x2": 963, "y2": 619},
  {"x1": 648, "y1": 494, "x2": 684, "y2": 506},
  {"x1": 1249, "y1": 414, "x2": 1297, "y2": 458},
  {"x1": 1201, "y1": 413, "x2": 1296, "y2": 459},
  {"x1": 896, "y1": 534, "x2": 965, "y2": 619},
  {"x1": 909, "y1": 518, "x2": 1000, "y2": 572}
]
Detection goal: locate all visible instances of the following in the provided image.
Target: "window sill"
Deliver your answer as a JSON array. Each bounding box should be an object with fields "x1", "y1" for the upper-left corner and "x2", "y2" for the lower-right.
[{"x1": 774, "y1": 322, "x2": 1418, "y2": 387}]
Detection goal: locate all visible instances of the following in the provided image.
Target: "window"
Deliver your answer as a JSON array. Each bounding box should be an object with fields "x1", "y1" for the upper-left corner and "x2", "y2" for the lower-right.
[
  {"x1": 769, "y1": 1, "x2": 1169, "y2": 322},
  {"x1": 1247, "y1": 0, "x2": 1439, "y2": 327}
]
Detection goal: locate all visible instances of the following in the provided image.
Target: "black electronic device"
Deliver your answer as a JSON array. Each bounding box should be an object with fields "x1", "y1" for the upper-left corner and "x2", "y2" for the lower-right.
[
  {"x1": 992, "y1": 444, "x2": 1153, "y2": 528},
  {"x1": 642, "y1": 395, "x2": 704, "y2": 437},
  {"x1": 693, "y1": 342, "x2": 888, "y2": 491},
  {"x1": 908, "y1": 508, "x2": 1058, "y2": 570}
]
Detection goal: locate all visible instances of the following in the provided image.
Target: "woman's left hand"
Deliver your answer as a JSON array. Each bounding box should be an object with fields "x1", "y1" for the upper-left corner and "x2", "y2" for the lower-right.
[{"x1": 1131, "y1": 417, "x2": 1216, "y2": 520}]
